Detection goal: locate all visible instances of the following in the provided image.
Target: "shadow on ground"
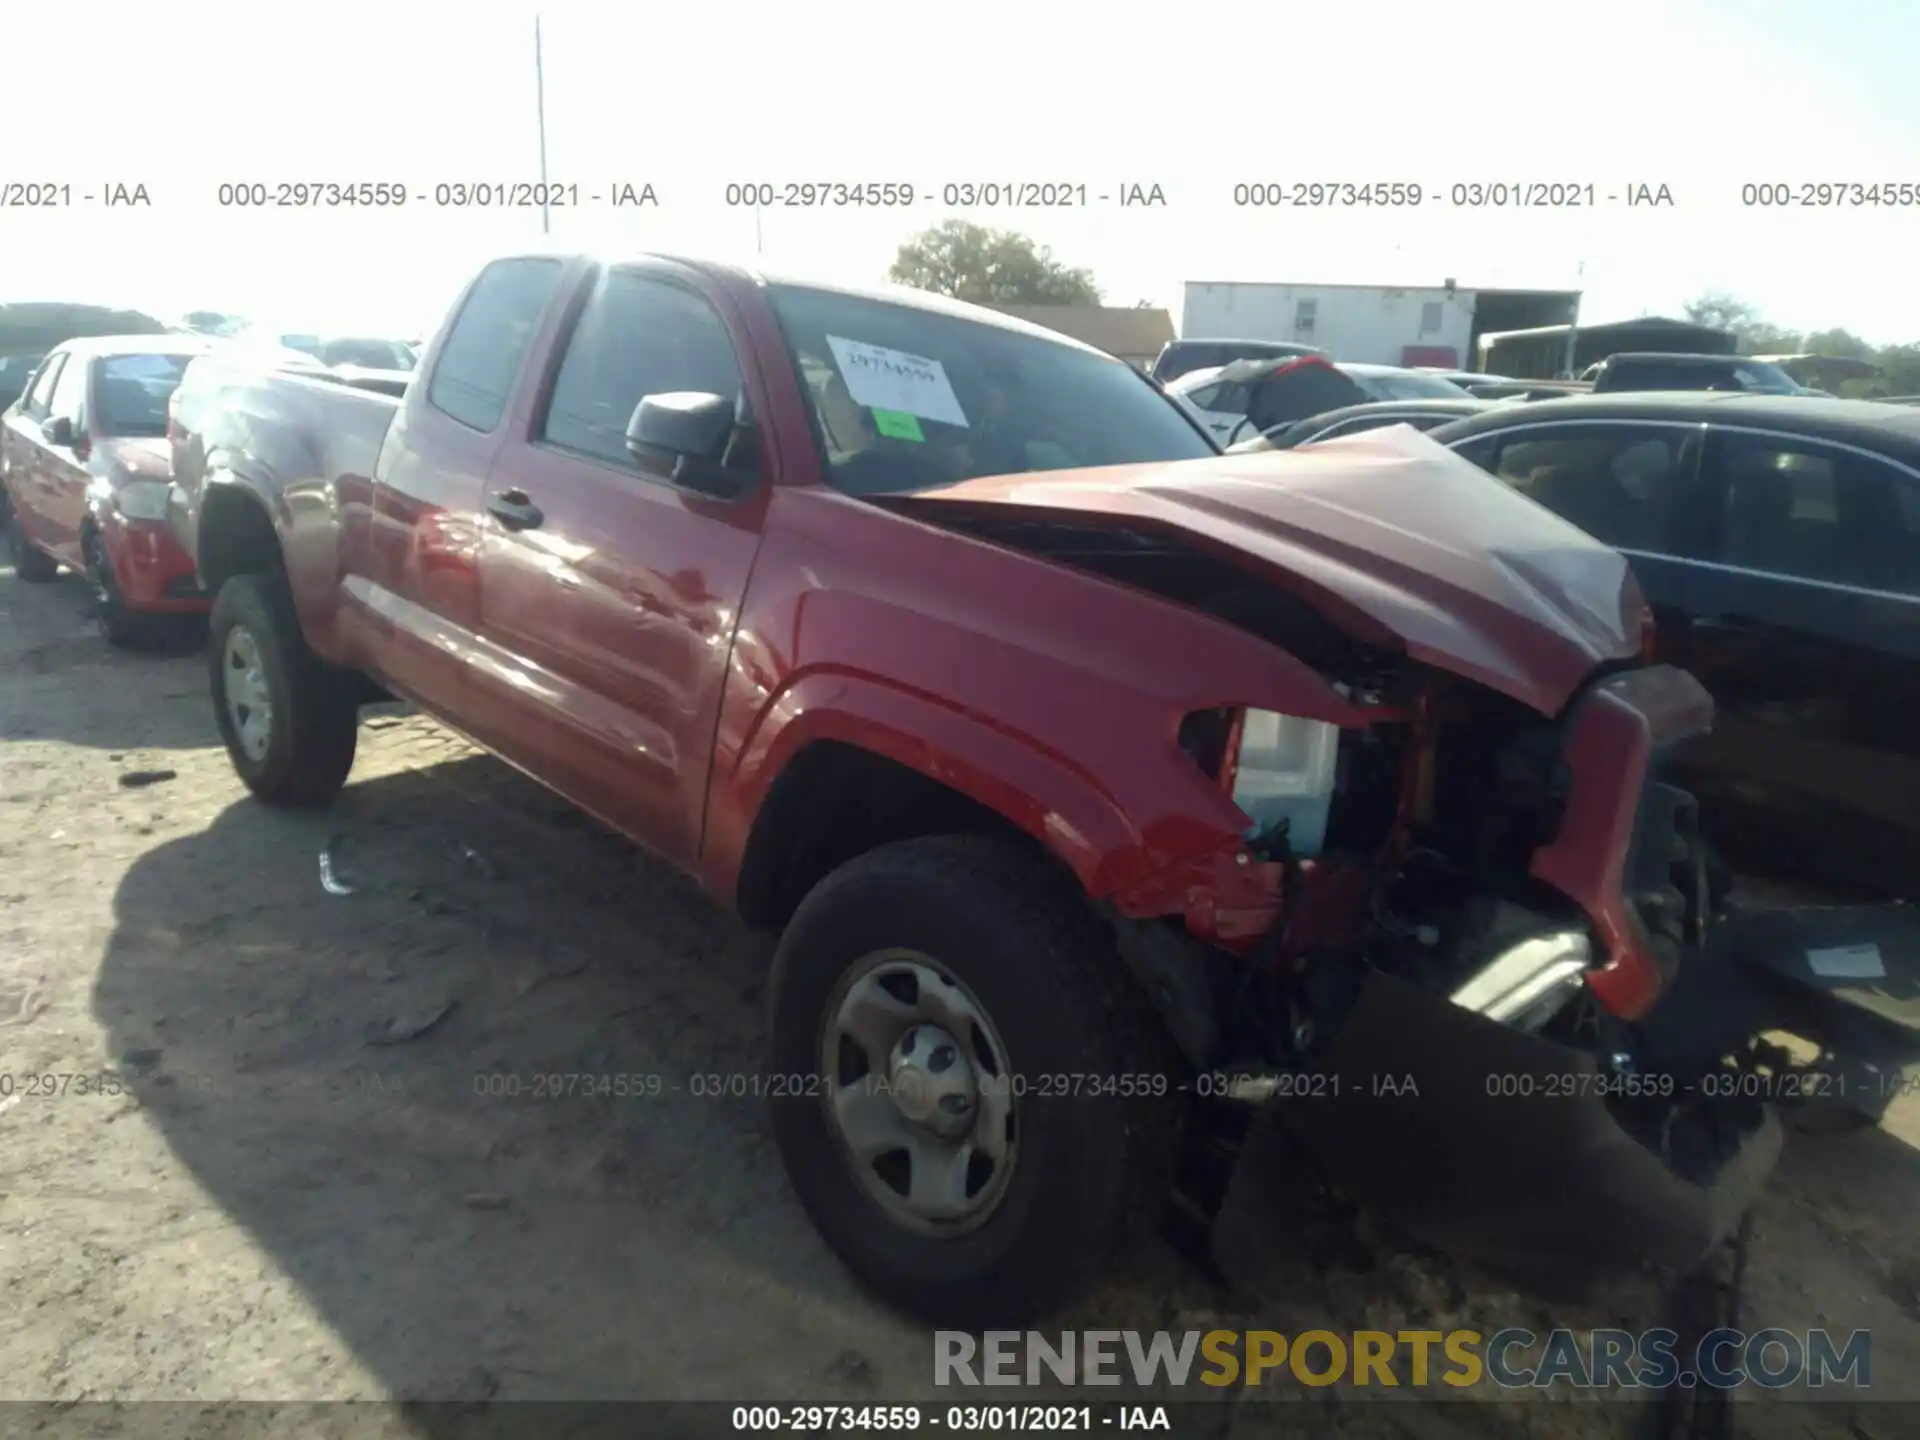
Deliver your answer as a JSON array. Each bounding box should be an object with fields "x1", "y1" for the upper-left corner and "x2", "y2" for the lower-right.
[
  {"x1": 1, "y1": 567, "x2": 216, "y2": 749},
  {"x1": 84, "y1": 746, "x2": 1920, "y2": 1439},
  {"x1": 90, "y1": 754, "x2": 954, "y2": 1410}
]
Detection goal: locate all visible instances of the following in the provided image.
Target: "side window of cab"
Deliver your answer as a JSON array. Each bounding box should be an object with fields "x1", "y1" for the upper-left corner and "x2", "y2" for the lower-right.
[
  {"x1": 538, "y1": 267, "x2": 749, "y2": 477},
  {"x1": 426, "y1": 257, "x2": 565, "y2": 433}
]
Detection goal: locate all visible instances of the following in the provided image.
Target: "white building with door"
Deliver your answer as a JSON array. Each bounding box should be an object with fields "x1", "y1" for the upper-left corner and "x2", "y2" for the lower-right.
[{"x1": 1179, "y1": 281, "x2": 1581, "y2": 369}]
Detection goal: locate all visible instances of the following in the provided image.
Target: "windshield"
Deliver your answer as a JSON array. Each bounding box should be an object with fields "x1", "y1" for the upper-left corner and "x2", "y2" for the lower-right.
[
  {"x1": 767, "y1": 285, "x2": 1215, "y2": 496},
  {"x1": 1733, "y1": 361, "x2": 1800, "y2": 392},
  {"x1": 1382, "y1": 372, "x2": 1471, "y2": 398},
  {"x1": 1167, "y1": 366, "x2": 1224, "y2": 396},
  {"x1": 1345, "y1": 367, "x2": 1472, "y2": 400},
  {"x1": 318, "y1": 338, "x2": 416, "y2": 371},
  {"x1": 96, "y1": 353, "x2": 194, "y2": 437}
]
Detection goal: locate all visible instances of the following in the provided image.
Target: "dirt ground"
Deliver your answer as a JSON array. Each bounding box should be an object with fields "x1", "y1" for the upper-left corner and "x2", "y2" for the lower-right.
[{"x1": 2, "y1": 556, "x2": 1918, "y2": 1440}]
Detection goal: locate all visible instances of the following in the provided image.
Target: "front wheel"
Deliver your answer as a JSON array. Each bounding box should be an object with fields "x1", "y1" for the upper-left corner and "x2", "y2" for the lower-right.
[
  {"x1": 5, "y1": 503, "x2": 59, "y2": 583},
  {"x1": 767, "y1": 835, "x2": 1179, "y2": 1326},
  {"x1": 85, "y1": 529, "x2": 146, "y2": 648},
  {"x1": 208, "y1": 571, "x2": 359, "y2": 806}
]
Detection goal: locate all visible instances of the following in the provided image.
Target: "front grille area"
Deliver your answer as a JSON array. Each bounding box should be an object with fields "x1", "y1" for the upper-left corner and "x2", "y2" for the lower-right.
[
  {"x1": 1526, "y1": 664, "x2": 1715, "y2": 1020},
  {"x1": 1620, "y1": 760, "x2": 1706, "y2": 990}
]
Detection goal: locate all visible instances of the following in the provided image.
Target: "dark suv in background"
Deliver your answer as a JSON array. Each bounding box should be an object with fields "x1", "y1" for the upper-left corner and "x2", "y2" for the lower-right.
[
  {"x1": 1150, "y1": 337, "x2": 1327, "y2": 384},
  {"x1": 1584, "y1": 352, "x2": 1823, "y2": 396}
]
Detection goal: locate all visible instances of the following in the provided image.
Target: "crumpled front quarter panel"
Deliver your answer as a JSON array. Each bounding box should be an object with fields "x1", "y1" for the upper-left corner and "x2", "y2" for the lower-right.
[
  {"x1": 899, "y1": 428, "x2": 1646, "y2": 716},
  {"x1": 700, "y1": 486, "x2": 1381, "y2": 905}
]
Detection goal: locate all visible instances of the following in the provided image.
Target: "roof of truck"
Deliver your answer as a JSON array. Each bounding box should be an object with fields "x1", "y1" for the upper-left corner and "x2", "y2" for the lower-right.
[
  {"x1": 484, "y1": 248, "x2": 1116, "y2": 359},
  {"x1": 739, "y1": 267, "x2": 1112, "y2": 355}
]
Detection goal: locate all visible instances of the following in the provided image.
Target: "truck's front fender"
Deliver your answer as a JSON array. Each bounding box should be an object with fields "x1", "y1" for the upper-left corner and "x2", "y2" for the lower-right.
[
  {"x1": 697, "y1": 486, "x2": 1388, "y2": 937},
  {"x1": 703, "y1": 670, "x2": 1150, "y2": 909}
]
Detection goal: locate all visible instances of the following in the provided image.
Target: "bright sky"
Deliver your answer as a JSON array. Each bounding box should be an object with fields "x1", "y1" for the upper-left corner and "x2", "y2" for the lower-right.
[{"x1": 5, "y1": 0, "x2": 1918, "y2": 342}]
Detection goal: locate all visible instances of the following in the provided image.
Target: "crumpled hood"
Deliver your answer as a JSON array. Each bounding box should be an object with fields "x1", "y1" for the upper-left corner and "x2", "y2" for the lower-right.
[
  {"x1": 95, "y1": 437, "x2": 171, "y2": 483},
  {"x1": 889, "y1": 425, "x2": 1645, "y2": 716}
]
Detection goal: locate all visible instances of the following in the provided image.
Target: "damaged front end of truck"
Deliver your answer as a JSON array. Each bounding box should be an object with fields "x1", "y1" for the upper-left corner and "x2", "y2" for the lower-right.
[{"x1": 886, "y1": 427, "x2": 1783, "y2": 1286}]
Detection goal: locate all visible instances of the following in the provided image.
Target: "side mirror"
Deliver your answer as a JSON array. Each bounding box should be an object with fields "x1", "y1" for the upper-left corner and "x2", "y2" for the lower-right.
[
  {"x1": 41, "y1": 415, "x2": 74, "y2": 446},
  {"x1": 625, "y1": 391, "x2": 756, "y2": 499}
]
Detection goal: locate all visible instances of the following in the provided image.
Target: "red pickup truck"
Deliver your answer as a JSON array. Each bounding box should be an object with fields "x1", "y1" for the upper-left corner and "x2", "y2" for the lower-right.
[{"x1": 167, "y1": 250, "x2": 1779, "y2": 1324}]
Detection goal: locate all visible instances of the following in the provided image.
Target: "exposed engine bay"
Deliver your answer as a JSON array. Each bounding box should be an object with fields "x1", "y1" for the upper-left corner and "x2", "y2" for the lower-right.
[
  {"x1": 909, "y1": 509, "x2": 1680, "y2": 1036},
  {"x1": 906, "y1": 506, "x2": 1782, "y2": 1282},
  {"x1": 1174, "y1": 603, "x2": 1695, "y2": 1078}
]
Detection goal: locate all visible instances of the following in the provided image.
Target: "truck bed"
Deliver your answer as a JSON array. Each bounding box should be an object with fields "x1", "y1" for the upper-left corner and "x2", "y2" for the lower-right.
[{"x1": 170, "y1": 363, "x2": 402, "y2": 583}]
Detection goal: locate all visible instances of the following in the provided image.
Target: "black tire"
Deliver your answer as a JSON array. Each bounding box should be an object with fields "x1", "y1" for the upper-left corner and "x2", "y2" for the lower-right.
[
  {"x1": 1702, "y1": 839, "x2": 1735, "y2": 914},
  {"x1": 767, "y1": 834, "x2": 1179, "y2": 1326},
  {"x1": 84, "y1": 528, "x2": 147, "y2": 648},
  {"x1": 207, "y1": 570, "x2": 359, "y2": 806},
  {"x1": 5, "y1": 504, "x2": 59, "y2": 583}
]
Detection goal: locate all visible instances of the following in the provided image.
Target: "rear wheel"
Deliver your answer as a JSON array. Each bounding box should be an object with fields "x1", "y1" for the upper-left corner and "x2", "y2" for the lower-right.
[
  {"x1": 208, "y1": 571, "x2": 359, "y2": 806},
  {"x1": 84, "y1": 528, "x2": 146, "y2": 648},
  {"x1": 767, "y1": 835, "x2": 1179, "y2": 1325},
  {"x1": 5, "y1": 503, "x2": 59, "y2": 582}
]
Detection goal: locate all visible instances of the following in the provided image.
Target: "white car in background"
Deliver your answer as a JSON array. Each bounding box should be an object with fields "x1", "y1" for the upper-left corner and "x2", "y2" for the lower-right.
[
  {"x1": 1165, "y1": 364, "x2": 1246, "y2": 441},
  {"x1": 1414, "y1": 367, "x2": 1517, "y2": 390},
  {"x1": 1169, "y1": 358, "x2": 1468, "y2": 442},
  {"x1": 1337, "y1": 363, "x2": 1476, "y2": 401}
]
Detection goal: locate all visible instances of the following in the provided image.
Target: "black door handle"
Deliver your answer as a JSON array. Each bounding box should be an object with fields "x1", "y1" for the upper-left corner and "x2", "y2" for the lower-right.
[
  {"x1": 486, "y1": 490, "x2": 543, "y2": 531},
  {"x1": 1694, "y1": 613, "x2": 1762, "y2": 631}
]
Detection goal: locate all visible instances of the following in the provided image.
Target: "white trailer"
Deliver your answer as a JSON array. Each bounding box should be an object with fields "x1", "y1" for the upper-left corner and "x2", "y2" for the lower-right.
[
  {"x1": 1179, "y1": 281, "x2": 1582, "y2": 370},
  {"x1": 1180, "y1": 281, "x2": 1476, "y2": 366}
]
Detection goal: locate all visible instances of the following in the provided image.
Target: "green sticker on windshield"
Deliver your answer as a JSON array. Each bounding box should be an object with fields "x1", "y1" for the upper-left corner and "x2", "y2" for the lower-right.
[{"x1": 871, "y1": 408, "x2": 925, "y2": 442}]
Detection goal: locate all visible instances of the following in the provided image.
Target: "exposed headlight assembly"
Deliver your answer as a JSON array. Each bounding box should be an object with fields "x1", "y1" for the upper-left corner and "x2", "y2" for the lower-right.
[
  {"x1": 115, "y1": 481, "x2": 173, "y2": 522},
  {"x1": 1227, "y1": 709, "x2": 1341, "y2": 856}
]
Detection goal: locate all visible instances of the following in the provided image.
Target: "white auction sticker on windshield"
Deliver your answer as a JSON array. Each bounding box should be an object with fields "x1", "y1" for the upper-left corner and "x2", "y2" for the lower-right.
[{"x1": 825, "y1": 336, "x2": 968, "y2": 428}]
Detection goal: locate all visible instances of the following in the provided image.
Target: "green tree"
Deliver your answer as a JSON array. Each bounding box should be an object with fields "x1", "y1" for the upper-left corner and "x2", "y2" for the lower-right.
[
  {"x1": 0, "y1": 301, "x2": 166, "y2": 355},
  {"x1": 1683, "y1": 290, "x2": 1760, "y2": 336},
  {"x1": 889, "y1": 219, "x2": 1101, "y2": 305},
  {"x1": 1870, "y1": 343, "x2": 1920, "y2": 396},
  {"x1": 1679, "y1": 289, "x2": 1920, "y2": 396},
  {"x1": 1682, "y1": 291, "x2": 1817, "y2": 354},
  {"x1": 181, "y1": 310, "x2": 247, "y2": 337},
  {"x1": 1799, "y1": 327, "x2": 1875, "y2": 362},
  {"x1": 1737, "y1": 322, "x2": 1805, "y2": 355}
]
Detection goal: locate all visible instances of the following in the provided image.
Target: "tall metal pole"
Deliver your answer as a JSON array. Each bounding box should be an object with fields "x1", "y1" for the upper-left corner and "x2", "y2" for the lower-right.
[
  {"x1": 534, "y1": 14, "x2": 551, "y2": 236},
  {"x1": 1560, "y1": 260, "x2": 1585, "y2": 377}
]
